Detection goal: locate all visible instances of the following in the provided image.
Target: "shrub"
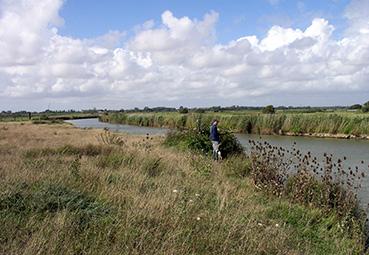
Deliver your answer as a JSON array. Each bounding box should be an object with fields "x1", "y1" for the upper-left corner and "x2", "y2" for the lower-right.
[
  {"x1": 262, "y1": 105, "x2": 275, "y2": 114},
  {"x1": 176, "y1": 115, "x2": 187, "y2": 128},
  {"x1": 349, "y1": 104, "x2": 362, "y2": 110},
  {"x1": 97, "y1": 130, "x2": 125, "y2": 146},
  {"x1": 248, "y1": 139, "x2": 365, "y2": 225},
  {"x1": 178, "y1": 106, "x2": 189, "y2": 114},
  {"x1": 249, "y1": 140, "x2": 286, "y2": 195},
  {"x1": 362, "y1": 101, "x2": 369, "y2": 113},
  {"x1": 164, "y1": 127, "x2": 243, "y2": 158},
  {"x1": 194, "y1": 108, "x2": 205, "y2": 113}
]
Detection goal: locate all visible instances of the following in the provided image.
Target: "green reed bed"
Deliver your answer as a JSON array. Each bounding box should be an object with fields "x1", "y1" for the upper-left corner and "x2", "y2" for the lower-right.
[{"x1": 100, "y1": 111, "x2": 369, "y2": 136}]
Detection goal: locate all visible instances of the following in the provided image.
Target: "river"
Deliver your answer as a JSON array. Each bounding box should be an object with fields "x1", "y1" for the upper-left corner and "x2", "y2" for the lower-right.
[
  {"x1": 66, "y1": 118, "x2": 369, "y2": 209},
  {"x1": 65, "y1": 118, "x2": 169, "y2": 135}
]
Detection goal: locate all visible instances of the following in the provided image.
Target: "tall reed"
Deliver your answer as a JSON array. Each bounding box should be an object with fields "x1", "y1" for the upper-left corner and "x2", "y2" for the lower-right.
[{"x1": 100, "y1": 112, "x2": 369, "y2": 137}]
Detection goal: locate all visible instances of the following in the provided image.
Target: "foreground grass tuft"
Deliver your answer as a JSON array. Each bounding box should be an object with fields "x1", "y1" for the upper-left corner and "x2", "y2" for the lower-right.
[
  {"x1": 24, "y1": 144, "x2": 113, "y2": 158},
  {"x1": 0, "y1": 182, "x2": 111, "y2": 215}
]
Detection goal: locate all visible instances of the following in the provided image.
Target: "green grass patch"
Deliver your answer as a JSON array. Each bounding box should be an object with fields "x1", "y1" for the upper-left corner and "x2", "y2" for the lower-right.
[
  {"x1": 0, "y1": 182, "x2": 111, "y2": 216},
  {"x1": 265, "y1": 201, "x2": 364, "y2": 255},
  {"x1": 221, "y1": 154, "x2": 251, "y2": 178},
  {"x1": 32, "y1": 119, "x2": 64, "y2": 125},
  {"x1": 24, "y1": 144, "x2": 113, "y2": 158},
  {"x1": 0, "y1": 182, "x2": 117, "y2": 255}
]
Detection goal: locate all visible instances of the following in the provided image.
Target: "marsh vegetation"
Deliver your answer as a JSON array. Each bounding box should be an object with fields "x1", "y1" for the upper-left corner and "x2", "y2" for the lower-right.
[
  {"x1": 0, "y1": 122, "x2": 367, "y2": 254},
  {"x1": 100, "y1": 110, "x2": 369, "y2": 138}
]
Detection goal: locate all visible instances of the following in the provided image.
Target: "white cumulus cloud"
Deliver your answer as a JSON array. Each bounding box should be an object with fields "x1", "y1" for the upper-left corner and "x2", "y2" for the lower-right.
[{"x1": 0, "y1": 0, "x2": 369, "y2": 110}]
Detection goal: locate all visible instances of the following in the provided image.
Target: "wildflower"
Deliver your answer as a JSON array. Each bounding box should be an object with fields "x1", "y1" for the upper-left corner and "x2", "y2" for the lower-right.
[
  {"x1": 173, "y1": 189, "x2": 178, "y2": 193},
  {"x1": 189, "y1": 199, "x2": 193, "y2": 203},
  {"x1": 195, "y1": 193, "x2": 200, "y2": 197},
  {"x1": 196, "y1": 217, "x2": 201, "y2": 221},
  {"x1": 275, "y1": 223, "x2": 279, "y2": 227}
]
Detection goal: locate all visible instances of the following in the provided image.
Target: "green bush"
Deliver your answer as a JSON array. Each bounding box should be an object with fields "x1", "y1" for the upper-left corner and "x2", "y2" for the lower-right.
[
  {"x1": 178, "y1": 106, "x2": 189, "y2": 114},
  {"x1": 362, "y1": 101, "x2": 369, "y2": 113},
  {"x1": 262, "y1": 105, "x2": 275, "y2": 114},
  {"x1": 349, "y1": 104, "x2": 362, "y2": 110},
  {"x1": 194, "y1": 108, "x2": 205, "y2": 113},
  {"x1": 164, "y1": 127, "x2": 243, "y2": 158}
]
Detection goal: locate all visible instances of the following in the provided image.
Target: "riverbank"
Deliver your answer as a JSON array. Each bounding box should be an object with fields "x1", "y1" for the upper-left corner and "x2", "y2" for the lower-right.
[
  {"x1": 47, "y1": 113, "x2": 100, "y2": 120},
  {"x1": 282, "y1": 131, "x2": 369, "y2": 140},
  {"x1": 0, "y1": 113, "x2": 100, "y2": 122},
  {"x1": 0, "y1": 122, "x2": 365, "y2": 254},
  {"x1": 100, "y1": 111, "x2": 369, "y2": 140}
]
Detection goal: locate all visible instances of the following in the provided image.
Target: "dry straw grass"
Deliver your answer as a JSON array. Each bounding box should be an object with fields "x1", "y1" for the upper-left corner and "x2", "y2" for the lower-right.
[{"x1": 0, "y1": 122, "x2": 365, "y2": 254}]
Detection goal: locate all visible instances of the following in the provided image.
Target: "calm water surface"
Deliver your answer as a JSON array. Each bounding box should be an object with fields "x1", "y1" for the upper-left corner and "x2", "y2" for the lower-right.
[
  {"x1": 236, "y1": 133, "x2": 369, "y2": 208},
  {"x1": 67, "y1": 118, "x2": 369, "y2": 208},
  {"x1": 236, "y1": 133, "x2": 369, "y2": 170},
  {"x1": 65, "y1": 118, "x2": 169, "y2": 135}
]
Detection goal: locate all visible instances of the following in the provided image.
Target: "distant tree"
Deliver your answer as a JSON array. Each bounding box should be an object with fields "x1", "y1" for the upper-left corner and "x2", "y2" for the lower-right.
[
  {"x1": 276, "y1": 106, "x2": 288, "y2": 110},
  {"x1": 212, "y1": 106, "x2": 221, "y2": 112},
  {"x1": 194, "y1": 108, "x2": 205, "y2": 113},
  {"x1": 143, "y1": 106, "x2": 152, "y2": 112},
  {"x1": 349, "y1": 104, "x2": 362, "y2": 110},
  {"x1": 362, "y1": 101, "x2": 369, "y2": 113},
  {"x1": 262, "y1": 105, "x2": 275, "y2": 114},
  {"x1": 178, "y1": 106, "x2": 189, "y2": 114}
]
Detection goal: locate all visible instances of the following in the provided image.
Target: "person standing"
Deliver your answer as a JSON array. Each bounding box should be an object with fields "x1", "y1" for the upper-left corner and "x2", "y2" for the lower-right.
[{"x1": 210, "y1": 119, "x2": 220, "y2": 160}]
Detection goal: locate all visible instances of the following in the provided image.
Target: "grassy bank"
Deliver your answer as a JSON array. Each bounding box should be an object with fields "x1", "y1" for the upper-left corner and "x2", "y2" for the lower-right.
[
  {"x1": 100, "y1": 111, "x2": 369, "y2": 138},
  {"x1": 0, "y1": 113, "x2": 99, "y2": 122},
  {"x1": 0, "y1": 122, "x2": 366, "y2": 254}
]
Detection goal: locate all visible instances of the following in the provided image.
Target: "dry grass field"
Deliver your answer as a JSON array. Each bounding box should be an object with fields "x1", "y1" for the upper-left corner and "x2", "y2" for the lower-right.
[{"x1": 0, "y1": 122, "x2": 365, "y2": 254}]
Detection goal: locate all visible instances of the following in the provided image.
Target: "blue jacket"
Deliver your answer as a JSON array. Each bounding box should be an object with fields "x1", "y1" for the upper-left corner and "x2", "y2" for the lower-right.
[{"x1": 210, "y1": 124, "x2": 220, "y2": 142}]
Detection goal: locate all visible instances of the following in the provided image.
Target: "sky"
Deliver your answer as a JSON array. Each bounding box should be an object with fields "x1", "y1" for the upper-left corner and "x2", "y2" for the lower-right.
[{"x1": 1, "y1": 0, "x2": 369, "y2": 111}]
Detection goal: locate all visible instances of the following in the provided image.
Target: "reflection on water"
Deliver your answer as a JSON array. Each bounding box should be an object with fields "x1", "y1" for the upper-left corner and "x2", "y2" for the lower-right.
[
  {"x1": 65, "y1": 118, "x2": 169, "y2": 135},
  {"x1": 236, "y1": 133, "x2": 369, "y2": 170},
  {"x1": 67, "y1": 118, "x2": 369, "y2": 210}
]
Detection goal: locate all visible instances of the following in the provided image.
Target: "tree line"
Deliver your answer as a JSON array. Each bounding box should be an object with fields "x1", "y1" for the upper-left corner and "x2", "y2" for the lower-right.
[{"x1": 2, "y1": 102, "x2": 368, "y2": 117}]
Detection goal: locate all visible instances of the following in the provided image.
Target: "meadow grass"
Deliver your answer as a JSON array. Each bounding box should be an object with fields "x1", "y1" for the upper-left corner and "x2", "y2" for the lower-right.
[
  {"x1": 0, "y1": 122, "x2": 366, "y2": 254},
  {"x1": 0, "y1": 112, "x2": 98, "y2": 123},
  {"x1": 101, "y1": 111, "x2": 369, "y2": 137}
]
